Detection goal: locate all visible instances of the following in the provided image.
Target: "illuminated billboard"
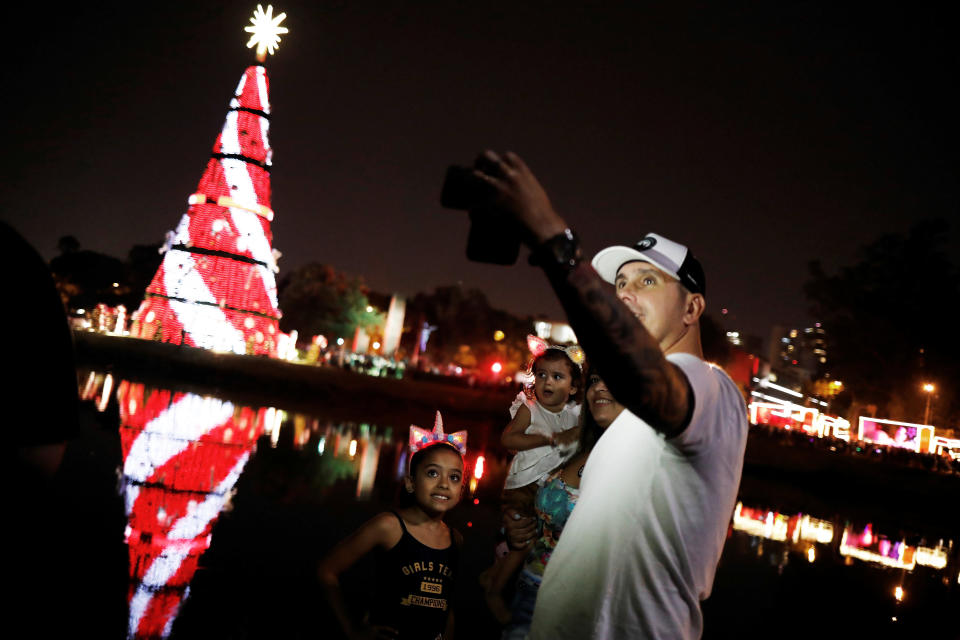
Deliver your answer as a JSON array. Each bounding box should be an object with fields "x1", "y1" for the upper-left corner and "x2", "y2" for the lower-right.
[
  {"x1": 749, "y1": 402, "x2": 817, "y2": 432},
  {"x1": 932, "y1": 435, "x2": 960, "y2": 460},
  {"x1": 819, "y1": 414, "x2": 851, "y2": 441},
  {"x1": 749, "y1": 401, "x2": 850, "y2": 440},
  {"x1": 857, "y1": 417, "x2": 934, "y2": 452}
]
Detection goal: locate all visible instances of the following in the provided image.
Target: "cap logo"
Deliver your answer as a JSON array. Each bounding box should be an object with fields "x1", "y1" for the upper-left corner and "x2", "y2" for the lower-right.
[{"x1": 636, "y1": 237, "x2": 657, "y2": 251}]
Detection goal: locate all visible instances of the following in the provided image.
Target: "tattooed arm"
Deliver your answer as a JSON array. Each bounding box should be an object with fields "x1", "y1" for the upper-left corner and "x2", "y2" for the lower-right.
[
  {"x1": 473, "y1": 150, "x2": 693, "y2": 436},
  {"x1": 545, "y1": 261, "x2": 693, "y2": 436}
]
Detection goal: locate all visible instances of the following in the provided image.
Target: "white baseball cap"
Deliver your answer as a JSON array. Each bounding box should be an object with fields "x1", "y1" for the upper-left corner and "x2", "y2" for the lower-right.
[{"x1": 591, "y1": 233, "x2": 706, "y2": 295}]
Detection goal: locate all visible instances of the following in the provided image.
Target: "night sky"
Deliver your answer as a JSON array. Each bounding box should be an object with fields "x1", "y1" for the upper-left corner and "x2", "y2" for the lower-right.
[{"x1": 3, "y1": 2, "x2": 953, "y2": 344}]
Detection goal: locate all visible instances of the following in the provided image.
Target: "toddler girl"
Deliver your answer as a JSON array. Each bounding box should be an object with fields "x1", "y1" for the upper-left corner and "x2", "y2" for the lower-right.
[{"x1": 484, "y1": 336, "x2": 583, "y2": 622}]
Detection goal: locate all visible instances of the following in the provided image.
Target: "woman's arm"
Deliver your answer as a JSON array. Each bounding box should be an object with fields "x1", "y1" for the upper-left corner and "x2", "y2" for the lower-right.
[
  {"x1": 501, "y1": 404, "x2": 554, "y2": 451},
  {"x1": 318, "y1": 513, "x2": 398, "y2": 639}
]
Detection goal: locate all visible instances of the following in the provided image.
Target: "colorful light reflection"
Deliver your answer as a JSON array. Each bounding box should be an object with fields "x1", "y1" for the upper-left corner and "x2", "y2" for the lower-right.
[{"x1": 117, "y1": 381, "x2": 267, "y2": 639}]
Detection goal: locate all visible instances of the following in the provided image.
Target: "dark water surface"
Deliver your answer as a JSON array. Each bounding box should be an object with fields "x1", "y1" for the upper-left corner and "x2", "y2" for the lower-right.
[{"x1": 58, "y1": 371, "x2": 957, "y2": 639}]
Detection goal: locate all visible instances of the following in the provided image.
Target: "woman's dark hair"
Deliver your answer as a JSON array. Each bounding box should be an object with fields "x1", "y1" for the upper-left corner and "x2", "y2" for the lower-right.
[
  {"x1": 531, "y1": 349, "x2": 584, "y2": 404},
  {"x1": 576, "y1": 368, "x2": 608, "y2": 455}
]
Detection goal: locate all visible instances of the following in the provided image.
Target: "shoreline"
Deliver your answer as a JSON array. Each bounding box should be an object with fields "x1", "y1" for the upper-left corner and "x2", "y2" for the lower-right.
[
  {"x1": 72, "y1": 331, "x2": 516, "y2": 431},
  {"x1": 73, "y1": 331, "x2": 960, "y2": 536}
]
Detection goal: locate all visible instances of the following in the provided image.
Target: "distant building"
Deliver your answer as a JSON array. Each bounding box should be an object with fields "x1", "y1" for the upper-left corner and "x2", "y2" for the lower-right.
[
  {"x1": 768, "y1": 323, "x2": 828, "y2": 391},
  {"x1": 722, "y1": 347, "x2": 761, "y2": 402},
  {"x1": 724, "y1": 329, "x2": 763, "y2": 357}
]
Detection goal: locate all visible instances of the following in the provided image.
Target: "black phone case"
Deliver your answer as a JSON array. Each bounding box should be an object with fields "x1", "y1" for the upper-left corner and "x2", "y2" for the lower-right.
[{"x1": 466, "y1": 210, "x2": 521, "y2": 265}]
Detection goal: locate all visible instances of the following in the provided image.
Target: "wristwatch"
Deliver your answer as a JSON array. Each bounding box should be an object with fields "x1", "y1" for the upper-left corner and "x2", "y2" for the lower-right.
[{"x1": 528, "y1": 228, "x2": 582, "y2": 271}]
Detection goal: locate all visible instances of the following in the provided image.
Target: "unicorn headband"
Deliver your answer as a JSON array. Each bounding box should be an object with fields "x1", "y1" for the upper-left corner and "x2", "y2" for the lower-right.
[{"x1": 409, "y1": 411, "x2": 467, "y2": 456}]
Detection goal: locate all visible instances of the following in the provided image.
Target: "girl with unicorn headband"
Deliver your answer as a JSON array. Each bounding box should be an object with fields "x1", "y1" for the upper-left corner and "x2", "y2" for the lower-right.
[
  {"x1": 319, "y1": 412, "x2": 466, "y2": 640},
  {"x1": 482, "y1": 335, "x2": 584, "y2": 623}
]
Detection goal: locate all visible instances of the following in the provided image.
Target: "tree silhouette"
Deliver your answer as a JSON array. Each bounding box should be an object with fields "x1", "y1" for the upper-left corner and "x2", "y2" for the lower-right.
[
  {"x1": 277, "y1": 263, "x2": 382, "y2": 343},
  {"x1": 405, "y1": 285, "x2": 534, "y2": 374},
  {"x1": 57, "y1": 235, "x2": 80, "y2": 255},
  {"x1": 50, "y1": 241, "x2": 126, "y2": 310},
  {"x1": 805, "y1": 219, "x2": 958, "y2": 424}
]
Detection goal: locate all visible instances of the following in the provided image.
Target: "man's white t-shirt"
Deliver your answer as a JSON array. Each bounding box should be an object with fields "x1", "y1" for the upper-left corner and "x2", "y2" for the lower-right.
[{"x1": 528, "y1": 353, "x2": 748, "y2": 639}]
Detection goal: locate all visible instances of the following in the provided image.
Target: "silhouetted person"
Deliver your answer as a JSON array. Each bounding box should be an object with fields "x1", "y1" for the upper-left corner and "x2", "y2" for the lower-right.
[
  {"x1": 2, "y1": 221, "x2": 125, "y2": 638},
  {"x1": 2, "y1": 221, "x2": 79, "y2": 475}
]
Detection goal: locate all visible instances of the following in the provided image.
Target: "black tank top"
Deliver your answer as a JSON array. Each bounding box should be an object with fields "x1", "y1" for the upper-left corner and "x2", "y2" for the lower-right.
[{"x1": 369, "y1": 510, "x2": 460, "y2": 640}]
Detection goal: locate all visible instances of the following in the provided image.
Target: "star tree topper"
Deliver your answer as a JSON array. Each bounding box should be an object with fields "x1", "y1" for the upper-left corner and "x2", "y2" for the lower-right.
[{"x1": 245, "y1": 4, "x2": 288, "y2": 62}]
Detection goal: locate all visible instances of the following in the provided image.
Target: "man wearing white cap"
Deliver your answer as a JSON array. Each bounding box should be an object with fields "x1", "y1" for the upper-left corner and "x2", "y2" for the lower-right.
[{"x1": 473, "y1": 151, "x2": 747, "y2": 639}]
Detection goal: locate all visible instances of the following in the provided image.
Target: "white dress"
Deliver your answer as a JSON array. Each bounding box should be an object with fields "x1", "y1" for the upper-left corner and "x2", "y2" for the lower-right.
[{"x1": 503, "y1": 391, "x2": 581, "y2": 490}]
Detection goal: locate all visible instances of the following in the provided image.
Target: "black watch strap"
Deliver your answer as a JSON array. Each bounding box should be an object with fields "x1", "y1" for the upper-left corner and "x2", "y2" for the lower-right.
[{"x1": 528, "y1": 228, "x2": 582, "y2": 270}]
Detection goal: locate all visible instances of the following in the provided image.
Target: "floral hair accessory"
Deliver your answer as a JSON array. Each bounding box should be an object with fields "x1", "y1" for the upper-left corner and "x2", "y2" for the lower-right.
[
  {"x1": 409, "y1": 411, "x2": 467, "y2": 456},
  {"x1": 526, "y1": 334, "x2": 585, "y2": 366}
]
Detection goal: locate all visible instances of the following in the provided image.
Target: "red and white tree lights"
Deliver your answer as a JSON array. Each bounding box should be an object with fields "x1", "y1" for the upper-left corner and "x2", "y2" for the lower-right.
[{"x1": 133, "y1": 6, "x2": 288, "y2": 357}]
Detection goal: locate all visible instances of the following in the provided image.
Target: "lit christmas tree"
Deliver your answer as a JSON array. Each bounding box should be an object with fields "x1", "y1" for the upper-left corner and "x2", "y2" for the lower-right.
[{"x1": 133, "y1": 5, "x2": 289, "y2": 356}]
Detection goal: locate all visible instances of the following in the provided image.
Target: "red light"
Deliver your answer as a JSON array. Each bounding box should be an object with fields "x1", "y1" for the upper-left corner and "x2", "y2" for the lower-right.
[
  {"x1": 491, "y1": 362, "x2": 502, "y2": 374},
  {"x1": 467, "y1": 521, "x2": 473, "y2": 527},
  {"x1": 473, "y1": 498, "x2": 479, "y2": 505},
  {"x1": 474, "y1": 455, "x2": 485, "y2": 479}
]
